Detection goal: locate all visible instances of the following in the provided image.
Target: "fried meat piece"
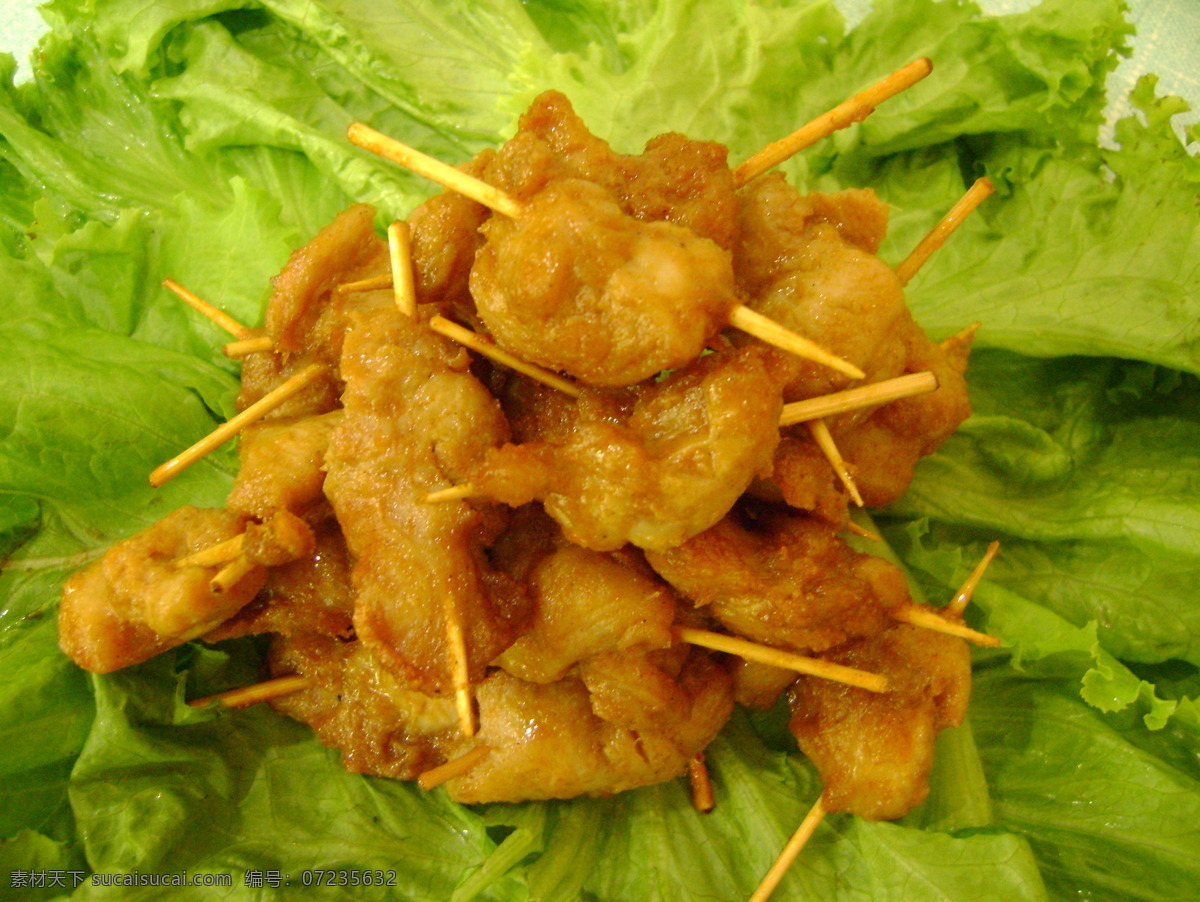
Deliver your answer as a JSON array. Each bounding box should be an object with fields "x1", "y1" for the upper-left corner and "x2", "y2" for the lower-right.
[
  {"x1": 833, "y1": 326, "x2": 972, "y2": 507},
  {"x1": 735, "y1": 176, "x2": 909, "y2": 398},
  {"x1": 788, "y1": 623, "x2": 971, "y2": 820},
  {"x1": 736, "y1": 174, "x2": 972, "y2": 518},
  {"x1": 267, "y1": 633, "x2": 459, "y2": 780},
  {"x1": 58, "y1": 507, "x2": 263, "y2": 673},
  {"x1": 204, "y1": 520, "x2": 354, "y2": 643},
  {"x1": 515, "y1": 91, "x2": 740, "y2": 250},
  {"x1": 470, "y1": 346, "x2": 783, "y2": 551},
  {"x1": 731, "y1": 658, "x2": 798, "y2": 710},
  {"x1": 495, "y1": 544, "x2": 676, "y2": 683},
  {"x1": 645, "y1": 506, "x2": 910, "y2": 654},
  {"x1": 407, "y1": 90, "x2": 740, "y2": 324},
  {"x1": 237, "y1": 204, "x2": 391, "y2": 418},
  {"x1": 470, "y1": 178, "x2": 740, "y2": 386},
  {"x1": 225, "y1": 411, "x2": 342, "y2": 522},
  {"x1": 443, "y1": 656, "x2": 732, "y2": 803},
  {"x1": 407, "y1": 157, "x2": 494, "y2": 314},
  {"x1": 323, "y1": 306, "x2": 531, "y2": 694}
]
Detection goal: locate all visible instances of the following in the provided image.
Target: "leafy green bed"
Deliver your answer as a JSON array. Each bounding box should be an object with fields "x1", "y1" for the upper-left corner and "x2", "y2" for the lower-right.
[{"x1": 1, "y1": 0, "x2": 1198, "y2": 899}]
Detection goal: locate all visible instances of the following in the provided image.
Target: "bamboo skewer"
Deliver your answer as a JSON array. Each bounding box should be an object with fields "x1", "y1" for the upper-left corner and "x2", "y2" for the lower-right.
[
  {"x1": 346, "y1": 123, "x2": 863, "y2": 379},
  {"x1": 175, "y1": 534, "x2": 246, "y2": 568},
  {"x1": 417, "y1": 746, "x2": 492, "y2": 791},
  {"x1": 733, "y1": 58, "x2": 933, "y2": 186},
  {"x1": 425, "y1": 482, "x2": 479, "y2": 504},
  {"x1": 747, "y1": 794, "x2": 828, "y2": 902},
  {"x1": 429, "y1": 316, "x2": 583, "y2": 397},
  {"x1": 348, "y1": 123, "x2": 525, "y2": 219},
  {"x1": 845, "y1": 520, "x2": 882, "y2": 542},
  {"x1": 163, "y1": 278, "x2": 253, "y2": 339},
  {"x1": 445, "y1": 597, "x2": 476, "y2": 738},
  {"x1": 149, "y1": 363, "x2": 327, "y2": 486},
  {"x1": 941, "y1": 321, "x2": 981, "y2": 351},
  {"x1": 779, "y1": 372, "x2": 938, "y2": 426},
  {"x1": 211, "y1": 555, "x2": 259, "y2": 594},
  {"x1": 726, "y1": 306, "x2": 865, "y2": 380},
  {"x1": 894, "y1": 605, "x2": 1001, "y2": 647},
  {"x1": 946, "y1": 541, "x2": 1001, "y2": 618},
  {"x1": 896, "y1": 177, "x2": 996, "y2": 285},
  {"x1": 223, "y1": 335, "x2": 274, "y2": 358},
  {"x1": 337, "y1": 273, "x2": 393, "y2": 294},
  {"x1": 188, "y1": 674, "x2": 311, "y2": 709},
  {"x1": 388, "y1": 221, "x2": 418, "y2": 317},
  {"x1": 688, "y1": 754, "x2": 716, "y2": 813},
  {"x1": 424, "y1": 371, "x2": 942, "y2": 505},
  {"x1": 806, "y1": 419, "x2": 864, "y2": 507},
  {"x1": 676, "y1": 627, "x2": 888, "y2": 693}
]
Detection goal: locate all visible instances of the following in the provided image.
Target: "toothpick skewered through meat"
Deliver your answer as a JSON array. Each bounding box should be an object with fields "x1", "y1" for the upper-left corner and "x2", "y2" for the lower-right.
[{"x1": 323, "y1": 305, "x2": 532, "y2": 695}]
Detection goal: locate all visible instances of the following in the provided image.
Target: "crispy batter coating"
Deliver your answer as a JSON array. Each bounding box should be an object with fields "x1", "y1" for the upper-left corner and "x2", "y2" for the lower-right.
[
  {"x1": 205, "y1": 520, "x2": 354, "y2": 643},
  {"x1": 323, "y1": 306, "x2": 531, "y2": 694},
  {"x1": 789, "y1": 623, "x2": 971, "y2": 820},
  {"x1": 646, "y1": 505, "x2": 910, "y2": 654},
  {"x1": 736, "y1": 176, "x2": 908, "y2": 398},
  {"x1": 471, "y1": 178, "x2": 739, "y2": 385},
  {"x1": 514, "y1": 91, "x2": 741, "y2": 249},
  {"x1": 495, "y1": 544, "x2": 676, "y2": 683},
  {"x1": 736, "y1": 174, "x2": 972, "y2": 519},
  {"x1": 59, "y1": 507, "x2": 263, "y2": 673},
  {"x1": 225, "y1": 411, "x2": 341, "y2": 522},
  {"x1": 444, "y1": 655, "x2": 732, "y2": 804},
  {"x1": 237, "y1": 204, "x2": 391, "y2": 418},
  {"x1": 56, "y1": 91, "x2": 982, "y2": 812},
  {"x1": 471, "y1": 346, "x2": 783, "y2": 551},
  {"x1": 268, "y1": 633, "x2": 459, "y2": 780}
]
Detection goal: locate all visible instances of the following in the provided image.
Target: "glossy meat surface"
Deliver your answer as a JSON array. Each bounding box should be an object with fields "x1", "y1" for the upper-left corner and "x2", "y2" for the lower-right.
[
  {"x1": 205, "y1": 521, "x2": 354, "y2": 643},
  {"x1": 237, "y1": 204, "x2": 391, "y2": 418},
  {"x1": 269, "y1": 633, "x2": 458, "y2": 780},
  {"x1": 445, "y1": 655, "x2": 732, "y2": 803},
  {"x1": 789, "y1": 623, "x2": 971, "y2": 820},
  {"x1": 471, "y1": 178, "x2": 739, "y2": 386},
  {"x1": 59, "y1": 507, "x2": 262, "y2": 673},
  {"x1": 496, "y1": 544, "x2": 676, "y2": 683},
  {"x1": 646, "y1": 506, "x2": 910, "y2": 654},
  {"x1": 323, "y1": 306, "x2": 530, "y2": 693},
  {"x1": 226, "y1": 412, "x2": 342, "y2": 521},
  {"x1": 472, "y1": 347, "x2": 783, "y2": 551},
  {"x1": 736, "y1": 174, "x2": 972, "y2": 518}
]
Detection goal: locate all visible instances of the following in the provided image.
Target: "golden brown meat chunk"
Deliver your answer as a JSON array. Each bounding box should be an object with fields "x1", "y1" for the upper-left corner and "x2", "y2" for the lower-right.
[
  {"x1": 735, "y1": 176, "x2": 908, "y2": 398},
  {"x1": 495, "y1": 544, "x2": 676, "y2": 683},
  {"x1": 407, "y1": 156, "x2": 494, "y2": 314},
  {"x1": 226, "y1": 411, "x2": 342, "y2": 522},
  {"x1": 406, "y1": 90, "x2": 740, "y2": 326},
  {"x1": 579, "y1": 647, "x2": 732, "y2": 748},
  {"x1": 834, "y1": 325, "x2": 973, "y2": 507},
  {"x1": 58, "y1": 507, "x2": 263, "y2": 673},
  {"x1": 205, "y1": 521, "x2": 354, "y2": 643},
  {"x1": 470, "y1": 346, "x2": 782, "y2": 551},
  {"x1": 323, "y1": 306, "x2": 531, "y2": 694},
  {"x1": 645, "y1": 506, "x2": 910, "y2": 654},
  {"x1": 736, "y1": 174, "x2": 972, "y2": 518},
  {"x1": 515, "y1": 91, "x2": 740, "y2": 249},
  {"x1": 470, "y1": 178, "x2": 740, "y2": 386},
  {"x1": 237, "y1": 204, "x2": 391, "y2": 418},
  {"x1": 731, "y1": 658, "x2": 798, "y2": 710},
  {"x1": 443, "y1": 656, "x2": 732, "y2": 803},
  {"x1": 788, "y1": 623, "x2": 971, "y2": 820},
  {"x1": 268, "y1": 633, "x2": 458, "y2": 780}
]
